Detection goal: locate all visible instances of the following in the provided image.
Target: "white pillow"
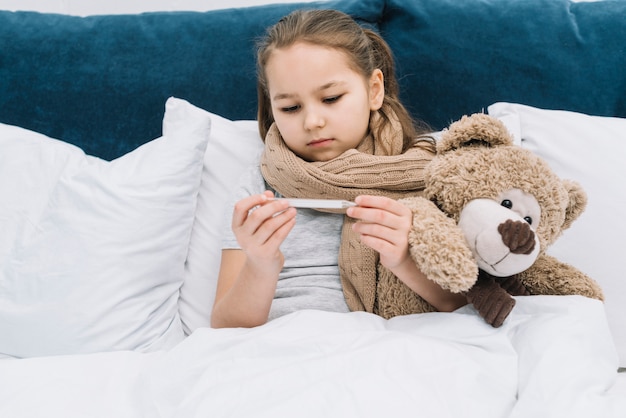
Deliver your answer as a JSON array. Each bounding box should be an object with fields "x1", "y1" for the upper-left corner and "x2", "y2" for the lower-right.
[
  {"x1": 488, "y1": 102, "x2": 626, "y2": 366},
  {"x1": 174, "y1": 107, "x2": 264, "y2": 334},
  {"x1": 0, "y1": 97, "x2": 209, "y2": 358}
]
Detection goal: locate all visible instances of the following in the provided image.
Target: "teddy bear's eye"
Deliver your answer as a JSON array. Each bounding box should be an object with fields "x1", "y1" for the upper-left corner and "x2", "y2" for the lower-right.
[
  {"x1": 500, "y1": 199, "x2": 513, "y2": 209},
  {"x1": 524, "y1": 216, "x2": 533, "y2": 225}
]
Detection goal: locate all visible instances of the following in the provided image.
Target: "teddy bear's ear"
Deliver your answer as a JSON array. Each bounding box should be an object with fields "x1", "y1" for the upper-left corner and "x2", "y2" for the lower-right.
[
  {"x1": 437, "y1": 113, "x2": 514, "y2": 154},
  {"x1": 562, "y1": 179, "x2": 588, "y2": 231}
]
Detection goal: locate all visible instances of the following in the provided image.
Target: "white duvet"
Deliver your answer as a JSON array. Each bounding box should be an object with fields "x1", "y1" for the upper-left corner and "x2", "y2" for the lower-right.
[{"x1": 1, "y1": 295, "x2": 624, "y2": 418}]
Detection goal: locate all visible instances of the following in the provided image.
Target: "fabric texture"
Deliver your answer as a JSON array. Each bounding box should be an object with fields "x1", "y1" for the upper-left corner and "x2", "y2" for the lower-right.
[
  {"x1": 261, "y1": 107, "x2": 433, "y2": 312},
  {"x1": 0, "y1": 97, "x2": 208, "y2": 357},
  {"x1": 2, "y1": 296, "x2": 622, "y2": 417},
  {"x1": 381, "y1": 0, "x2": 626, "y2": 130}
]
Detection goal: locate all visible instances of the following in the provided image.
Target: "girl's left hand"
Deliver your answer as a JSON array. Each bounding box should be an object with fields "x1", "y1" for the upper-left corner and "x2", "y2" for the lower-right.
[{"x1": 346, "y1": 195, "x2": 413, "y2": 271}]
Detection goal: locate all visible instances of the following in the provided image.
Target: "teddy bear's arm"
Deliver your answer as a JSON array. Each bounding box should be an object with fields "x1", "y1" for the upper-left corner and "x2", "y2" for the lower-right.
[
  {"x1": 516, "y1": 254, "x2": 604, "y2": 301},
  {"x1": 399, "y1": 196, "x2": 478, "y2": 293},
  {"x1": 375, "y1": 196, "x2": 478, "y2": 319}
]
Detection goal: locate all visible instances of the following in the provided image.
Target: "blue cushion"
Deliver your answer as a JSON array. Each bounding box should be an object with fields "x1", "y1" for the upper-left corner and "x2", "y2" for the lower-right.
[
  {"x1": 1, "y1": 0, "x2": 624, "y2": 156},
  {"x1": 382, "y1": 0, "x2": 626, "y2": 129},
  {"x1": 0, "y1": 0, "x2": 384, "y2": 160}
]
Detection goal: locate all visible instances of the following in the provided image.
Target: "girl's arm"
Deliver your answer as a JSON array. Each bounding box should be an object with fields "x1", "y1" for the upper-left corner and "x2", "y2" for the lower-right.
[
  {"x1": 211, "y1": 192, "x2": 297, "y2": 328},
  {"x1": 382, "y1": 251, "x2": 467, "y2": 312},
  {"x1": 347, "y1": 195, "x2": 467, "y2": 312}
]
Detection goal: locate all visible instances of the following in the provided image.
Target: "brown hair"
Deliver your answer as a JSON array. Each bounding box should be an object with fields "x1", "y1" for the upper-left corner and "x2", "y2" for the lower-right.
[{"x1": 256, "y1": 9, "x2": 433, "y2": 152}]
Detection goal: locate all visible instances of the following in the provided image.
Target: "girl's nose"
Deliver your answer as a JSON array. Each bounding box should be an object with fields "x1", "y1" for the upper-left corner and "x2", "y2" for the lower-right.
[{"x1": 303, "y1": 108, "x2": 325, "y2": 131}]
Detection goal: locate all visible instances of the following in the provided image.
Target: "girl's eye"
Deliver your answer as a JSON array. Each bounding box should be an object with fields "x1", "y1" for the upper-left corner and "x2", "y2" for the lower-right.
[
  {"x1": 323, "y1": 95, "x2": 341, "y2": 104},
  {"x1": 281, "y1": 105, "x2": 300, "y2": 113}
]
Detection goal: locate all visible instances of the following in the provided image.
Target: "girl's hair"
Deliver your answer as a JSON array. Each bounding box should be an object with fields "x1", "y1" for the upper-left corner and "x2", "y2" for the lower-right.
[{"x1": 256, "y1": 9, "x2": 434, "y2": 152}]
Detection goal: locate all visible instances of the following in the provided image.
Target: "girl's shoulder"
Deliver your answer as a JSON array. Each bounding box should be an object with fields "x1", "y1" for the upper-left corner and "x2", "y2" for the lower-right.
[{"x1": 235, "y1": 163, "x2": 282, "y2": 198}]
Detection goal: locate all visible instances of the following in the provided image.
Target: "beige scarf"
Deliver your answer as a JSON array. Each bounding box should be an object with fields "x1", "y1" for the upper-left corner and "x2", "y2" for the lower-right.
[{"x1": 260, "y1": 107, "x2": 434, "y2": 313}]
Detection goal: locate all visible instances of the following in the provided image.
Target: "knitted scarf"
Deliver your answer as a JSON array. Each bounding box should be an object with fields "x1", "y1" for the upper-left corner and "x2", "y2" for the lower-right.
[{"x1": 260, "y1": 107, "x2": 434, "y2": 313}]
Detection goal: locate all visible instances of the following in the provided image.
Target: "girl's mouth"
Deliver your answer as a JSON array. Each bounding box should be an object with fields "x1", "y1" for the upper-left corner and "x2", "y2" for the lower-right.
[{"x1": 308, "y1": 138, "x2": 333, "y2": 147}]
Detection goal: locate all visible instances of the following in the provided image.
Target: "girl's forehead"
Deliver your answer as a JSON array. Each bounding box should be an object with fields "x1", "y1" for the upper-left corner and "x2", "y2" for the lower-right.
[
  {"x1": 268, "y1": 42, "x2": 349, "y2": 64},
  {"x1": 265, "y1": 43, "x2": 361, "y2": 85}
]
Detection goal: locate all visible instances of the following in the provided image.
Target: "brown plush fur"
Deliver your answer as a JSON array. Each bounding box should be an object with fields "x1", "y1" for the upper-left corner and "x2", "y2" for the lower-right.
[
  {"x1": 375, "y1": 113, "x2": 603, "y2": 322},
  {"x1": 375, "y1": 197, "x2": 477, "y2": 319}
]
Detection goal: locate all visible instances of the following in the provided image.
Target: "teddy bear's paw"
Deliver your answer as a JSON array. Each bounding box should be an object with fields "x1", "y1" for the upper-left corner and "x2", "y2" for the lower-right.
[
  {"x1": 497, "y1": 275, "x2": 530, "y2": 296},
  {"x1": 466, "y1": 271, "x2": 516, "y2": 327},
  {"x1": 401, "y1": 196, "x2": 479, "y2": 293}
]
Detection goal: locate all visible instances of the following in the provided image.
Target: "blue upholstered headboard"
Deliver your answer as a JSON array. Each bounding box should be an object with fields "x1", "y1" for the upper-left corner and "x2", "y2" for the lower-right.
[{"x1": 1, "y1": 0, "x2": 624, "y2": 160}]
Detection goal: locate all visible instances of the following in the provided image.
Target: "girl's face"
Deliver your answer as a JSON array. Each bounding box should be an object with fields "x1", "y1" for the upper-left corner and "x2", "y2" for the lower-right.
[{"x1": 265, "y1": 42, "x2": 384, "y2": 162}]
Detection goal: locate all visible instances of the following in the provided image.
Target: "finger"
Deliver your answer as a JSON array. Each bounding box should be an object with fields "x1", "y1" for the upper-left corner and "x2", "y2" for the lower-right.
[
  {"x1": 252, "y1": 206, "x2": 297, "y2": 247},
  {"x1": 350, "y1": 207, "x2": 410, "y2": 236},
  {"x1": 353, "y1": 195, "x2": 406, "y2": 214},
  {"x1": 354, "y1": 221, "x2": 404, "y2": 248},
  {"x1": 233, "y1": 193, "x2": 289, "y2": 229},
  {"x1": 263, "y1": 212, "x2": 297, "y2": 248},
  {"x1": 232, "y1": 193, "x2": 272, "y2": 229},
  {"x1": 349, "y1": 195, "x2": 411, "y2": 222},
  {"x1": 358, "y1": 232, "x2": 394, "y2": 253},
  {"x1": 353, "y1": 220, "x2": 389, "y2": 240},
  {"x1": 358, "y1": 233, "x2": 407, "y2": 267},
  {"x1": 235, "y1": 206, "x2": 296, "y2": 258},
  {"x1": 232, "y1": 196, "x2": 290, "y2": 253}
]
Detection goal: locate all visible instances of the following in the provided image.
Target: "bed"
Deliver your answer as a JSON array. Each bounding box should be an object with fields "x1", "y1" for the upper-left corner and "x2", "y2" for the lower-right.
[
  {"x1": 0, "y1": 296, "x2": 624, "y2": 417},
  {"x1": 1, "y1": 0, "x2": 625, "y2": 416}
]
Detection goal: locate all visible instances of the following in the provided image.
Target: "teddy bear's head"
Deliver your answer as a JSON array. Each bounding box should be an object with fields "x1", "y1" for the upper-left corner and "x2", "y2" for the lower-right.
[{"x1": 424, "y1": 113, "x2": 587, "y2": 277}]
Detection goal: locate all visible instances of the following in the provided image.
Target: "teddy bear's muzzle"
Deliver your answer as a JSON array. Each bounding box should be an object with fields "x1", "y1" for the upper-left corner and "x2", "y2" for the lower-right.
[{"x1": 458, "y1": 198, "x2": 541, "y2": 277}]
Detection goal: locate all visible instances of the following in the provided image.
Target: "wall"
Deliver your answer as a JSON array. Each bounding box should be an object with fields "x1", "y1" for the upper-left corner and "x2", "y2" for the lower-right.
[
  {"x1": 0, "y1": 0, "x2": 601, "y2": 16},
  {"x1": 0, "y1": 0, "x2": 319, "y2": 15}
]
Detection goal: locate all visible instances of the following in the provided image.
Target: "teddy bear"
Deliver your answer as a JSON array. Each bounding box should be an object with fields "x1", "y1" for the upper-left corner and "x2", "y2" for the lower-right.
[{"x1": 375, "y1": 113, "x2": 604, "y2": 327}]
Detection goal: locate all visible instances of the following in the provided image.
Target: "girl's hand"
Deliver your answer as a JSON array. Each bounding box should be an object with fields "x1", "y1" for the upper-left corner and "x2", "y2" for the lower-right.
[
  {"x1": 348, "y1": 195, "x2": 466, "y2": 313},
  {"x1": 346, "y1": 195, "x2": 413, "y2": 271},
  {"x1": 232, "y1": 191, "x2": 297, "y2": 275},
  {"x1": 212, "y1": 191, "x2": 296, "y2": 328}
]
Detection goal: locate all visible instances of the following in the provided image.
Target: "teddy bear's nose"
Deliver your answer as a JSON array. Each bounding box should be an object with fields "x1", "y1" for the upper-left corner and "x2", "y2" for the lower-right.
[{"x1": 497, "y1": 219, "x2": 536, "y2": 255}]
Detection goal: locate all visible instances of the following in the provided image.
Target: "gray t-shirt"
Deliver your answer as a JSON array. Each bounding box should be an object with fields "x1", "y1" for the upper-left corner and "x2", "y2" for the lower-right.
[{"x1": 221, "y1": 164, "x2": 350, "y2": 321}]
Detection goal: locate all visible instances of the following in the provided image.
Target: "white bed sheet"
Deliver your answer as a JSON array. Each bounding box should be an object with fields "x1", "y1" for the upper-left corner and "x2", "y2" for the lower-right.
[{"x1": 0, "y1": 295, "x2": 623, "y2": 418}]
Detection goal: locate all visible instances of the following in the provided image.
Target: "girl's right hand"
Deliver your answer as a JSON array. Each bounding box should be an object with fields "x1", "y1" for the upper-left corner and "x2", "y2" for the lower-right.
[
  {"x1": 231, "y1": 191, "x2": 297, "y2": 275},
  {"x1": 212, "y1": 191, "x2": 296, "y2": 328}
]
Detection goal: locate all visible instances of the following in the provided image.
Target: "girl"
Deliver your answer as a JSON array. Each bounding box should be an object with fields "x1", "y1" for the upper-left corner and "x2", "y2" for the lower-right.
[{"x1": 211, "y1": 9, "x2": 466, "y2": 328}]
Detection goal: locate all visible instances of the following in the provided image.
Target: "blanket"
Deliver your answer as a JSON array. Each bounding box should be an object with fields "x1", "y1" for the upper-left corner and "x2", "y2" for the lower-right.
[{"x1": 0, "y1": 296, "x2": 623, "y2": 418}]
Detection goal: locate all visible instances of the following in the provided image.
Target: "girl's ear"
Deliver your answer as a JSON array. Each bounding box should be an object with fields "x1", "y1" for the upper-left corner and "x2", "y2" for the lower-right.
[{"x1": 369, "y1": 69, "x2": 385, "y2": 110}]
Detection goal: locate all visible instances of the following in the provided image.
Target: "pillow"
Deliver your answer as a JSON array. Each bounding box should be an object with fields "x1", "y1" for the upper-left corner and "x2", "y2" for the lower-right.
[
  {"x1": 173, "y1": 107, "x2": 264, "y2": 334},
  {"x1": 0, "y1": 97, "x2": 209, "y2": 358},
  {"x1": 488, "y1": 102, "x2": 626, "y2": 366}
]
